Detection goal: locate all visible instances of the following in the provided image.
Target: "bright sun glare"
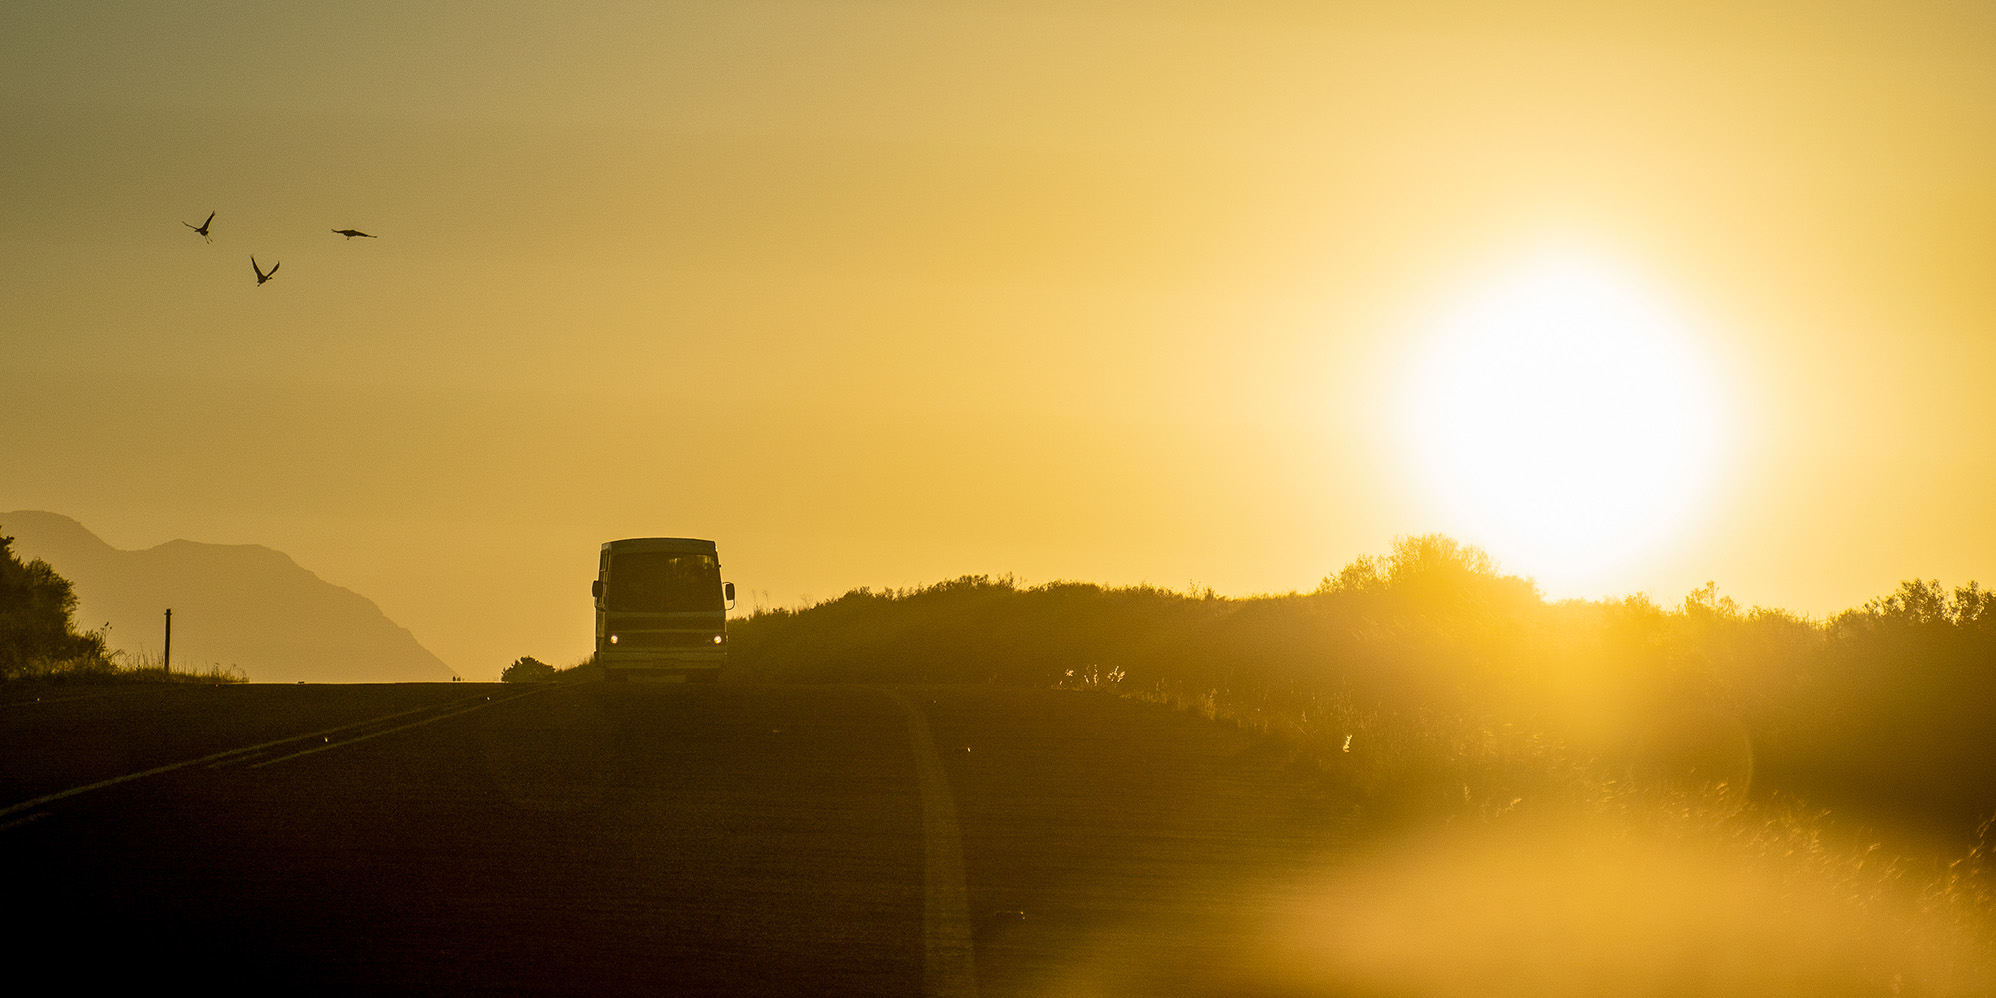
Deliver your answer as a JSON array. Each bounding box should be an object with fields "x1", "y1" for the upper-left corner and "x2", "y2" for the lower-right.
[{"x1": 1405, "y1": 252, "x2": 1724, "y2": 590}]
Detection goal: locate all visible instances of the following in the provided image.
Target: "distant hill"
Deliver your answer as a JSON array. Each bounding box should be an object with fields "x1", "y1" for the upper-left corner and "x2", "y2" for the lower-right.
[{"x1": 0, "y1": 511, "x2": 454, "y2": 683}]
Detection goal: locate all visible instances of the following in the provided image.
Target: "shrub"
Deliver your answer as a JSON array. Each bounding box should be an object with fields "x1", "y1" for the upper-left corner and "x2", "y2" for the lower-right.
[
  {"x1": 502, "y1": 656, "x2": 558, "y2": 683},
  {"x1": 0, "y1": 528, "x2": 110, "y2": 679},
  {"x1": 726, "y1": 533, "x2": 1996, "y2": 831}
]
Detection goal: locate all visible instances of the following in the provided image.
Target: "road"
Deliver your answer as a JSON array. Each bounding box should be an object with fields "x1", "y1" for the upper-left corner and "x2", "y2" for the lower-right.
[{"x1": 0, "y1": 683, "x2": 1351, "y2": 996}]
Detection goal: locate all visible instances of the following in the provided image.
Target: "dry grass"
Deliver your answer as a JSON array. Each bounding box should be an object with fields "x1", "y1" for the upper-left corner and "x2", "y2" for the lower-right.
[
  {"x1": 4, "y1": 648, "x2": 246, "y2": 685},
  {"x1": 1096, "y1": 673, "x2": 1996, "y2": 993}
]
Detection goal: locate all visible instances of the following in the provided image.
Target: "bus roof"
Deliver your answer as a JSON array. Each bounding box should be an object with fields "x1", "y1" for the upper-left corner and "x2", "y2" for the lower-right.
[{"x1": 601, "y1": 537, "x2": 718, "y2": 555}]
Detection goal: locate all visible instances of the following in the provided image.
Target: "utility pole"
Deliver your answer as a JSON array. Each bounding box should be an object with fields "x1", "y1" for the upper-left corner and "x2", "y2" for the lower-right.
[{"x1": 163, "y1": 608, "x2": 172, "y2": 676}]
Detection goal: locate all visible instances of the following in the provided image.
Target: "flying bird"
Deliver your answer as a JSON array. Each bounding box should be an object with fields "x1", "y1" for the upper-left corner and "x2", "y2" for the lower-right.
[
  {"x1": 183, "y1": 212, "x2": 215, "y2": 242},
  {"x1": 332, "y1": 228, "x2": 375, "y2": 239},
  {"x1": 251, "y1": 256, "x2": 280, "y2": 286}
]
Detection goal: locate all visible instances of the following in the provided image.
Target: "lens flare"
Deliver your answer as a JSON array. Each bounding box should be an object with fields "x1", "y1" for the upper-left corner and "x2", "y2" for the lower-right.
[{"x1": 1404, "y1": 252, "x2": 1723, "y2": 589}]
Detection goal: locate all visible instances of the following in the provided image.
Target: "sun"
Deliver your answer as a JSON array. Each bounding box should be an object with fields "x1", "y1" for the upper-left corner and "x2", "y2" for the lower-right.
[{"x1": 1402, "y1": 252, "x2": 1724, "y2": 590}]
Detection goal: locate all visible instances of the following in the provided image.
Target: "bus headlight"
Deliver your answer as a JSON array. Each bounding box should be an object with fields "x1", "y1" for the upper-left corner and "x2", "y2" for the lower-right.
[
  {"x1": 609, "y1": 634, "x2": 619, "y2": 645},
  {"x1": 712, "y1": 635, "x2": 725, "y2": 644}
]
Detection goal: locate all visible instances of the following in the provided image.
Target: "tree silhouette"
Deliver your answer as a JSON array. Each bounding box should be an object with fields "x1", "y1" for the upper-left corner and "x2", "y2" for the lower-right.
[
  {"x1": 0, "y1": 529, "x2": 107, "y2": 678},
  {"x1": 501, "y1": 656, "x2": 557, "y2": 683}
]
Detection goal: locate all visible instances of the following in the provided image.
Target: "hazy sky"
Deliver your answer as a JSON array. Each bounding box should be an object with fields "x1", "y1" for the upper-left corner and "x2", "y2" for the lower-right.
[{"x1": 6, "y1": 2, "x2": 1996, "y2": 678}]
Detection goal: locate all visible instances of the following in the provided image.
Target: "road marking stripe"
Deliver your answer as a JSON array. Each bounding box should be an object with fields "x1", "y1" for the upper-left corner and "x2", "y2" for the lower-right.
[
  {"x1": 3, "y1": 687, "x2": 155, "y2": 708},
  {"x1": 885, "y1": 689, "x2": 979, "y2": 998},
  {"x1": 249, "y1": 688, "x2": 548, "y2": 768},
  {"x1": 0, "y1": 692, "x2": 502, "y2": 820},
  {"x1": 0, "y1": 811, "x2": 52, "y2": 833}
]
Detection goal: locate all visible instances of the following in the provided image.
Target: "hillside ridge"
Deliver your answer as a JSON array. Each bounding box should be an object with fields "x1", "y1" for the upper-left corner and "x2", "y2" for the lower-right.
[{"x1": 0, "y1": 510, "x2": 453, "y2": 683}]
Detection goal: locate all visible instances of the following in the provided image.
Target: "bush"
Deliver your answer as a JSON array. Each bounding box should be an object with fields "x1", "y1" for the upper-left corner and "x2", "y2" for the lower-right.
[
  {"x1": 725, "y1": 533, "x2": 1996, "y2": 832},
  {"x1": 502, "y1": 656, "x2": 558, "y2": 683},
  {"x1": 0, "y1": 528, "x2": 110, "y2": 679}
]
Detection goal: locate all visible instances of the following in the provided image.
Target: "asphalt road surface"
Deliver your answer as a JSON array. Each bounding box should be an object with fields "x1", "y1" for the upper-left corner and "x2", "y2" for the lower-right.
[{"x1": 0, "y1": 683, "x2": 1351, "y2": 996}]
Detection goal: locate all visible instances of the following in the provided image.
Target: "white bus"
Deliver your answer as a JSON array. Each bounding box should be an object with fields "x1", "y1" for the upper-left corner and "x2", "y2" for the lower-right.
[{"x1": 591, "y1": 537, "x2": 735, "y2": 683}]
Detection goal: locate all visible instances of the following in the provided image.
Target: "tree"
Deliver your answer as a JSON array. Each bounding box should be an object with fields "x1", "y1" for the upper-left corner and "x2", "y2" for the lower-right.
[
  {"x1": 0, "y1": 530, "x2": 108, "y2": 678},
  {"x1": 501, "y1": 656, "x2": 557, "y2": 683}
]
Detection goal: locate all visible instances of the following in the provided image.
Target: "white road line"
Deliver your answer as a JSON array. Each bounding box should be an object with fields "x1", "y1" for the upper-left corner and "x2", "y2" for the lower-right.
[
  {"x1": 885, "y1": 689, "x2": 980, "y2": 998},
  {"x1": 3, "y1": 687, "x2": 152, "y2": 708},
  {"x1": 0, "y1": 692, "x2": 499, "y2": 821},
  {"x1": 0, "y1": 811, "x2": 52, "y2": 833},
  {"x1": 249, "y1": 688, "x2": 548, "y2": 768},
  {"x1": 205, "y1": 753, "x2": 266, "y2": 769}
]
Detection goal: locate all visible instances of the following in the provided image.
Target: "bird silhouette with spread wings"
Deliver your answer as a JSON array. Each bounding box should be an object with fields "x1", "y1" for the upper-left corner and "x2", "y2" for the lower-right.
[
  {"x1": 332, "y1": 228, "x2": 376, "y2": 239},
  {"x1": 252, "y1": 256, "x2": 280, "y2": 286},
  {"x1": 183, "y1": 212, "x2": 215, "y2": 242}
]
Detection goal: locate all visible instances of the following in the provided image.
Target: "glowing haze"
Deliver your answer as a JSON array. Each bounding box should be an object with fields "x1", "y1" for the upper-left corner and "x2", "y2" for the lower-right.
[
  {"x1": 5, "y1": 2, "x2": 1996, "y2": 677},
  {"x1": 1403, "y1": 251, "x2": 1724, "y2": 593}
]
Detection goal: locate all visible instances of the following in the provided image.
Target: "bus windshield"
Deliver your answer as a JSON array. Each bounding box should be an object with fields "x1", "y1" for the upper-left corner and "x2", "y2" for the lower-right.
[{"x1": 606, "y1": 552, "x2": 723, "y2": 612}]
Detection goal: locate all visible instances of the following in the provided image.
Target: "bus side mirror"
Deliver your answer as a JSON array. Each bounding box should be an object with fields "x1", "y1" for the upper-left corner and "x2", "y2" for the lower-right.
[
  {"x1": 724, "y1": 581, "x2": 736, "y2": 607},
  {"x1": 591, "y1": 580, "x2": 603, "y2": 599}
]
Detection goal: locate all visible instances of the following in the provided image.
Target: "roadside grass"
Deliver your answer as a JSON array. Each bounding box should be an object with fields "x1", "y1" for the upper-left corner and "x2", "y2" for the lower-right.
[
  {"x1": 553, "y1": 654, "x2": 604, "y2": 683},
  {"x1": 2, "y1": 648, "x2": 247, "y2": 686},
  {"x1": 1112, "y1": 672, "x2": 1996, "y2": 989}
]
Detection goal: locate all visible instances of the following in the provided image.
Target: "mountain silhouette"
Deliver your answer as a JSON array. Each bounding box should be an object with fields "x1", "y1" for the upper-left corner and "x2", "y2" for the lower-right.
[{"x1": 0, "y1": 511, "x2": 453, "y2": 683}]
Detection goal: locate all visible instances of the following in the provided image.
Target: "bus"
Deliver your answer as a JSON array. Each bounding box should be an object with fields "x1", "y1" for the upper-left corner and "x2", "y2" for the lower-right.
[{"x1": 591, "y1": 537, "x2": 735, "y2": 683}]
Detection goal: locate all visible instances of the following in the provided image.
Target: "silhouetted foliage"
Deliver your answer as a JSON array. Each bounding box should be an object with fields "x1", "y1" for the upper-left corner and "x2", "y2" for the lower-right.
[
  {"x1": 502, "y1": 656, "x2": 558, "y2": 683},
  {"x1": 0, "y1": 528, "x2": 109, "y2": 678},
  {"x1": 1763, "y1": 579, "x2": 1996, "y2": 821},
  {"x1": 729, "y1": 534, "x2": 1996, "y2": 834}
]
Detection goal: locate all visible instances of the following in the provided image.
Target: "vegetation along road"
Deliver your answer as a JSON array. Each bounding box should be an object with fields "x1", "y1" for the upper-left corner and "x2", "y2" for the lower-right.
[{"x1": 0, "y1": 683, "x2": 1347, "y2": 996}]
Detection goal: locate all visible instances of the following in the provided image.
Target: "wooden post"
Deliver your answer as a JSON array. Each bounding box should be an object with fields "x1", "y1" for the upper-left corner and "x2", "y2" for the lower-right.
[{"x1": 163, "y1": 608, "x2": 172, "y2": 675}]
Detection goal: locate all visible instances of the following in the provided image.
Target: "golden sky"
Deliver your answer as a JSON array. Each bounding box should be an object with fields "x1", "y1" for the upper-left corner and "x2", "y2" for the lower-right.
[{"x1": 5, "y1": 2, "x2": 1995, "y2": 677}]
